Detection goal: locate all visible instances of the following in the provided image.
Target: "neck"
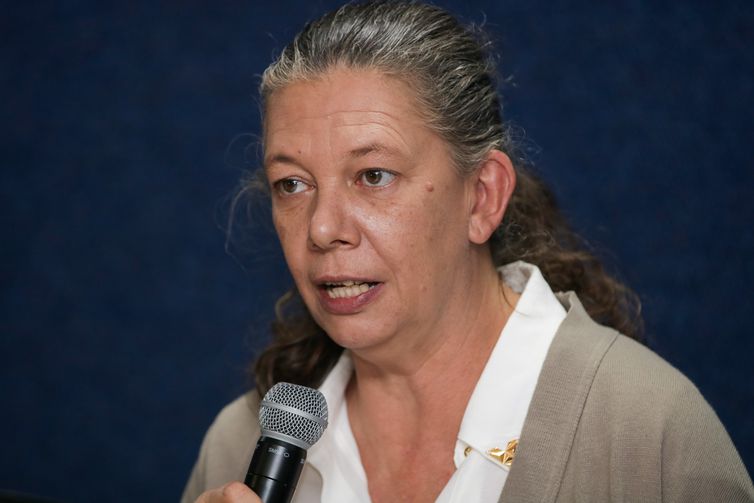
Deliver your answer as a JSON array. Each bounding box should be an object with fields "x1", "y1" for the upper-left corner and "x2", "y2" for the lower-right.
[{"x1": 346, "y1": 256, "x2": 520, "y2": 431}]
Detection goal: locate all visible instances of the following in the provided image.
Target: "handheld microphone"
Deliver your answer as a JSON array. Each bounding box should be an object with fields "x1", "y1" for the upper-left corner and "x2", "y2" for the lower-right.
[{"x1": 244, "y1": 382, "x2": 329, "y2": 503}]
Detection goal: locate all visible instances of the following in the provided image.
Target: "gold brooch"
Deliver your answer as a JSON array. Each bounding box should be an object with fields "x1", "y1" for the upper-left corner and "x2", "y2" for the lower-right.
[{"x1": 487, "y1": 439, "x2": 518, "y2": 467}]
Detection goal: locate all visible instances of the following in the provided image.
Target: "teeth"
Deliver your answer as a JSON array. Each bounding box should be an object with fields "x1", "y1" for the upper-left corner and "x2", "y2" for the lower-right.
[
  {"x1": 325, "y1": 280, "x2": 356, "y2": 287},
  {"x1": 326, "y1": 281, "x2": 373, "y2": 299},
  {"x1": 324, "y1": 280, "x2": 362, "y2": 288}
]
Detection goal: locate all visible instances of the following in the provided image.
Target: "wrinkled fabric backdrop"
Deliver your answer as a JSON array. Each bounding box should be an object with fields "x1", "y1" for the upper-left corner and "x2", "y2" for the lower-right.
[{"x1": 1, "y1": 1, "x2": 752, "y2": 501}]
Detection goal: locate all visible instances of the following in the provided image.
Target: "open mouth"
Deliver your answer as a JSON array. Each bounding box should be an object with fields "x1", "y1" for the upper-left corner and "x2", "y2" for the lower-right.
[{"x1": 323, "y1": 280, "x2": 379, "y2": 299}]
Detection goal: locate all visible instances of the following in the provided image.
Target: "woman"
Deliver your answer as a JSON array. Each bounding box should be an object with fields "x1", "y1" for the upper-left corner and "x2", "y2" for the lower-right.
[{"x1": 183, "y1": 2, "x2": 753, "y2": 502}]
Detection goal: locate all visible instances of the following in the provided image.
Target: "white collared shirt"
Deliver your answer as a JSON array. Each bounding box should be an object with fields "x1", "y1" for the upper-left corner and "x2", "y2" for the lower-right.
[{"x1": 292, "y1": 261, "x2": 566, "y2": 502}]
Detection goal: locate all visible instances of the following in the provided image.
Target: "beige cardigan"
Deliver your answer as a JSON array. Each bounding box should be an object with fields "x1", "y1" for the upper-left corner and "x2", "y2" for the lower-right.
[{"x1": 182, "y1": 293, "x2": 754, "y2": 502}]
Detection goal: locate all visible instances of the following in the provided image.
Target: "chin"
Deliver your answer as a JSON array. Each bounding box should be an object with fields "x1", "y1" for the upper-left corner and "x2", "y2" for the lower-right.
[{"x1": 317, "y1": 317, "x2": 393, "y2": 352}]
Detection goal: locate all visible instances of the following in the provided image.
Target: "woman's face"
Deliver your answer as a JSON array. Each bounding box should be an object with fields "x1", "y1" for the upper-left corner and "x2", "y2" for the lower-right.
[{"x1": 264, "y1": 68, "x2": 480, "y2": 355}]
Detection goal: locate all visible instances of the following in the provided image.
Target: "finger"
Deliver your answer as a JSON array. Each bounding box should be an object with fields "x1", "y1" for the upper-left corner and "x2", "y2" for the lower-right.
[
  {"x1": 195, "y1": 481, "x2": 261, "y2": 503},
  {"x1": 222, "y1": 482, "x2": 261, "y2": 502}
]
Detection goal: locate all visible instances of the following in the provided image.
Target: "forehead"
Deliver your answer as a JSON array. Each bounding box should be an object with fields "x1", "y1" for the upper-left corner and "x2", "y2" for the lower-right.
[{"x1": 263, "y1": 68, "x2": 432, "y2": 161}]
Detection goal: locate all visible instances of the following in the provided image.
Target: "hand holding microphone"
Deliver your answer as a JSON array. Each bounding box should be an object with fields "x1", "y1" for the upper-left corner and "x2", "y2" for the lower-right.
[{"x1": 195, "y1": 383, "x2": 328, "y2": 503}]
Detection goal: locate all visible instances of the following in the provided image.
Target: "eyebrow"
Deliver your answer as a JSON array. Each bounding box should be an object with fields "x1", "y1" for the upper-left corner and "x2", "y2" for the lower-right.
[
  {"x1": 264, "y1": 153, "x2": 298, "y2": 168},
  {"x1": 265, "y1": 142, "x2": 403, "y2": 168},
  {"x1": 347, "y1": 142, "x2": 402, "y2": 159}
]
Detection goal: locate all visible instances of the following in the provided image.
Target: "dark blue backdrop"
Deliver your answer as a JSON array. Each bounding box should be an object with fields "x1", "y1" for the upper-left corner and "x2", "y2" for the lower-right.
[{"x1": 2, "y1": 1, "x2": 752, "y2": 502}]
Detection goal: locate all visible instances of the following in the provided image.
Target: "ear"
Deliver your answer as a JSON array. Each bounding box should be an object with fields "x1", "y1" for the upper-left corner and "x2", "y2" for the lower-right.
[{"x1": 467, "y1": 149, "x2": 516, "y2": 245}]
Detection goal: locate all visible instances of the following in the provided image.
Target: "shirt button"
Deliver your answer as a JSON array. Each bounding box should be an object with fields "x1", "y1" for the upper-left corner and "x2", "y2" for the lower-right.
[{"x1": 464, "y1": 446, "x2": 472, "y2": 457}]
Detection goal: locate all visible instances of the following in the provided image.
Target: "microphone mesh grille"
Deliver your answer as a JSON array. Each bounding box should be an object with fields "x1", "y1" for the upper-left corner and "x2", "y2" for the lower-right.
[{"x1": 259, "y1": 382, "x2": 328, "y2": 449}]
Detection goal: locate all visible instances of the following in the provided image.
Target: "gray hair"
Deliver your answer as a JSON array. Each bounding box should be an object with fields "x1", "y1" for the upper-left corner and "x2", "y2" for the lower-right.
[{"x1": 260, "y1": 0, "x2": 510, "y2": 174}]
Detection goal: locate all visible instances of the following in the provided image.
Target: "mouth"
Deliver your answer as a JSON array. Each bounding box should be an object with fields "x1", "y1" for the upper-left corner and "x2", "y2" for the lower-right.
[{"x1": 321, "y1": 280, "x2": 380, "y2": 299}]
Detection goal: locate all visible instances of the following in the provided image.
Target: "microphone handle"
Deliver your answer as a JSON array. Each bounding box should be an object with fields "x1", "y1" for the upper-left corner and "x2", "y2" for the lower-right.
[{"x1": 244, "y1": 436, "x2": 307, "y2": 503}]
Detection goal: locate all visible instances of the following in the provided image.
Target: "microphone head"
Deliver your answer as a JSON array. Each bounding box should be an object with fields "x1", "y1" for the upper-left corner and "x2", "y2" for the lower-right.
[{"x1": 258, "y1": 382, "x2": 329, "y2": 450}]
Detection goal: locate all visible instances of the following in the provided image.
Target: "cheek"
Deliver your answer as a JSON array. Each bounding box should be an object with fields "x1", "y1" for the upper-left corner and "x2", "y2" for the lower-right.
[
  {"x1": 377, "y1": 207, "x2": 422, "y2": 238},
  {"x1": 405, "y1": 185, "x2": 470, "y2": 261},
  {"x1": 360, "y1": 197, "x2": 424, "y2": 251},
  {"x1": 363, "y1": 188, "x2": 459, "y2": 265},
  {"x1": 272, "y1": 216, "x2": 290, "y2": 255},
  {"x1": 272, "y1": 205, "x2": 309, "y2": 265}
]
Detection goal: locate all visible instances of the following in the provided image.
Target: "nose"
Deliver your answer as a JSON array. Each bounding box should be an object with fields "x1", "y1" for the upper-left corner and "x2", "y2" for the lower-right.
[{"x1": 308, "y1": 186, "x2": 360, "y2": 251}]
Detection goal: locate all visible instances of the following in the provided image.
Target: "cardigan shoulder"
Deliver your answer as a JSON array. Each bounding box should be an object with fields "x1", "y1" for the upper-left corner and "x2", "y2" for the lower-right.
[
  {"x1": 571, "y1": 333, "x2": 754, "y2": 502},
  {"x1": 502, "y1": 292, "x2": 753, "y2": 502},
  {"x1": 180, "y1": 391, "x2": 261, "y2": 503}
]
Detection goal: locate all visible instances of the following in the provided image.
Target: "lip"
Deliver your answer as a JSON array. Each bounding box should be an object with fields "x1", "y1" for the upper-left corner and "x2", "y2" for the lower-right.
[{"x1": 314, "y1": 280, "x2": 383, "y2": 315}]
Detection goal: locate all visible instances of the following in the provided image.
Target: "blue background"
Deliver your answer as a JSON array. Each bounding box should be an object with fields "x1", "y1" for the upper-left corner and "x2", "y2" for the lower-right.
[{"x1": 1, "y1": 1, "x2": 752, "y2": 501}]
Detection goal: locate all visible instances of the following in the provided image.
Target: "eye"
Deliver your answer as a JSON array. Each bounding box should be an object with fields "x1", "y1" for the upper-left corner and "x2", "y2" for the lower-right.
[
  {"x1": 273, "y1": 178, "x2": 309, "y2": 195},
  {"x1": 358, "y1": 169, "x2": 396, "y2": 188}
]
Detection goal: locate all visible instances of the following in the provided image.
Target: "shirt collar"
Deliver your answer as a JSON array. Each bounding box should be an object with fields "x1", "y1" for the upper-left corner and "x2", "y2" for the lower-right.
[
  {"x1": 306, "y1": 351, "x2": 355, "y2": 469},
  {"x1": 456, "y1": 261, "x2": 566, "y2": 467}
]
